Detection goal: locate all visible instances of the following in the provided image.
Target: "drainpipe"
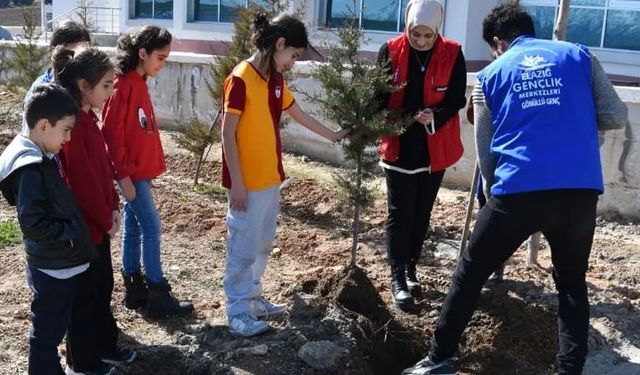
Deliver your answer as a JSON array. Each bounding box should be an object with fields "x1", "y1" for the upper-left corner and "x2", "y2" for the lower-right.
[
  {"x1": 41, "y1": 0, "x2": 46, "y2": 41},
  {"x1": 441, "y1": 0, "x2": 447, "y2": 35}
]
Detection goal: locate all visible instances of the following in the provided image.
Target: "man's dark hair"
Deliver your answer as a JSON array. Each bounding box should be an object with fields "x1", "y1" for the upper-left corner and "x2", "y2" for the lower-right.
[
  {"x1": 49, "y1": 20, "x2": 91, "y2": 49},
  {"x1": 482, "y1": 1, "x2": 536, "y2": 48},
  {"x1": 24, "y1": 84, "x2": 78, "y2": 129}
]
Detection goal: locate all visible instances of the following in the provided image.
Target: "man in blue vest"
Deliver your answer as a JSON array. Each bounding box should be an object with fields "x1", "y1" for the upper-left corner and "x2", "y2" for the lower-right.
[{"x1": 403, "y1": 2, "x2": 628, "y2": 375}]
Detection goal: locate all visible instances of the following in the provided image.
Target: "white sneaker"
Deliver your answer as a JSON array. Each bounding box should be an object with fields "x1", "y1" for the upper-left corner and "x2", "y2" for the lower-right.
[
  {"x1": 252, "y1": 296, "x2": 287, "y2": 319},
  {"x1": 228, "y1": 312, "x2": 270, "y2": 337}
]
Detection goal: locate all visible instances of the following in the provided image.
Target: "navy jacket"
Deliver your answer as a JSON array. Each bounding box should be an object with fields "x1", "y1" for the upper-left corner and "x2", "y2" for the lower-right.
[{"x1": 0, "y1": 135, "x2": 95, "y2": 269}]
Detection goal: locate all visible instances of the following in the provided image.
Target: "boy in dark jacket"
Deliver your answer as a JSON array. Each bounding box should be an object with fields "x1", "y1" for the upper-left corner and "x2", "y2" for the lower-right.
[{"x1": 0, "y1": 85, "x2": 112, "y2": 375}]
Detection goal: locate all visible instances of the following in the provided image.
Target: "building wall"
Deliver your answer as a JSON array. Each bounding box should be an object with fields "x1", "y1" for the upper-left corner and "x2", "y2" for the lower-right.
[
  {"x1": 48, "y1": 0, "x2": 119, "y2": 34},
  {"x1": 114, "y1": 0, "x2": 639, "y2": 78}
]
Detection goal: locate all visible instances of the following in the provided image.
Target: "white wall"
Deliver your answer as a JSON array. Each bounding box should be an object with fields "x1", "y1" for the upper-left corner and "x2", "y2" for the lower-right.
[
  {"x1": 52, "y1": 0, "x2": 111, "y2": 19},
  {"x1": 115, "y1": 0, "x2": 640, "y2": 77},
  {"x1": 48, "y1": 0, "x2": 118, "y2": 34},
  {"x1": 52, "y1": 0, "x2": 77, "y2": 18}
]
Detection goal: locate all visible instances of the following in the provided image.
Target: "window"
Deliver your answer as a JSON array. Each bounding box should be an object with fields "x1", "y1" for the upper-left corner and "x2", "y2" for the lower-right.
[
  {"x1": 134, "y1": 0, "x2": 173, "y2": 19},
  {"x1": 327, "y1": 0, "x2": 430, "y2": 33},
  {"x1": 192, "y1": 0, "x2": 268, "y2": 23},
  {"x1": 521, "y1": 0, "x2": 640, "y2": 51}
]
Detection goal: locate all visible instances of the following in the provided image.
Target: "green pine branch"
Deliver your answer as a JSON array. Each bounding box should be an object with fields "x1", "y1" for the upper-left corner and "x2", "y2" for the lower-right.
[{"x1": 305, "y1": 5, "x2": 409, "y2": 266}]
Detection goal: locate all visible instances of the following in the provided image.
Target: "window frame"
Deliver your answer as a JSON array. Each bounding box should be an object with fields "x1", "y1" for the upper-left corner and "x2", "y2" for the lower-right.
[
  {"x1": 324, "y1": 0, "x2": 442, "y2": 34},
  {"x1": 131, "y1": 0, "x2": 175, "y2": 20},
  {"x1": 189, "y1": 0, "x2": 271, "y2": 24},
  {"x1": 521, "y1": 0, "x2": 640, "y2": 51}
]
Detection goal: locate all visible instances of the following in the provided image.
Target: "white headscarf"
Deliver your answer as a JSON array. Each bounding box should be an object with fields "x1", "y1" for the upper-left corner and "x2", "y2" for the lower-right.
[{"x1": 405, "y1": 0, "x2": 444, "y2": 33}]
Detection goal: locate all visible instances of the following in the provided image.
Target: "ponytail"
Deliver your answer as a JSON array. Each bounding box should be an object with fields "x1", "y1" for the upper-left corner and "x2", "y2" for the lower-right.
[
  {"x1": 250, "y1": 13, "x2": 311, "y2": 75},
  {"x1": 52, "y1": 46, "x2": 114, "y2": 105}
]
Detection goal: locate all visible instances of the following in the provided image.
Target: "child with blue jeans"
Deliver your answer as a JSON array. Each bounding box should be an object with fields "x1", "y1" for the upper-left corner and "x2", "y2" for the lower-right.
[
  {"x1": 222, "y1": 13, "x2": 349, "y2": 337},
  {"x1": 102, "y1": 26, "x2": 193, "y2": 318}
]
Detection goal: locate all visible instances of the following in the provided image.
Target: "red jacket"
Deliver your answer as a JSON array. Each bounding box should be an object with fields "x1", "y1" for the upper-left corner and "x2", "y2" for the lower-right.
[
  {"x1": 60, "y1": 109, "x2": 119, "y2": 245},
  {"x1": 102, "y1": 70, "x2": 166, "y2": 181},
  {"x1": 380, "y1": 33, "x2": 463, "y2": 172}
]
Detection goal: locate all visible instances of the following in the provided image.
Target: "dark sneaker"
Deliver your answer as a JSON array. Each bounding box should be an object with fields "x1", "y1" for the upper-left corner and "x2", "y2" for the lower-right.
[
  {"x1": 102, "y1": 348, "x2": 136, "y2": 365},
  {"x1": 391, "y1": 265, "x2": 414, "y2": 310},
  {"x1": 402, "y1": 356, "x2": 457, "y2": 375},
  {"x1": 487, "y1": 264, "x2": 505, "y2": 283},
  {"x1": 406, "y1": 262, "x2": 422, "y2": 297},
  {"x1": 66, "y1": 362, "x2": 116, "y2": 375}
]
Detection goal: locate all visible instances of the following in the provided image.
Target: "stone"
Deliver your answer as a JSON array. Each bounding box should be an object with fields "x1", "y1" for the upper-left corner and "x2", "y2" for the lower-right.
[
  {"x1": 297, "y1": 340, "x2": 344, "y2": 371},
  {"x1": 251, "y1": 344, "x2": 269, "y2": 356}
]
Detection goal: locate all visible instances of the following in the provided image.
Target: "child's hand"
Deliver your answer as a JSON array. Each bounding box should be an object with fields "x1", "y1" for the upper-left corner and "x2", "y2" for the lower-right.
[
  {"x1": 112, "y1": 210, "x2": 121, "y2": 226},
  {"x1": 119, "y1": 177, "x2": 136, "y2": 201},
  {"x1": 230, "y1": 183, "x2": 247, "y2": 212},
  {"x1": 331, "y1": 129, "x2": 351, "y2": 143},
  {"x1": 107, "y1": 222, "x2": 118, "y2": 237}
]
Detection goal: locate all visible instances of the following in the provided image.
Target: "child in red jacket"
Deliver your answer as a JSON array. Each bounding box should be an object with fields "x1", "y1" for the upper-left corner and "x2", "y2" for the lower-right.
[
  {"x1": 54, "y1": 46, "x2": 136, "y2": 372},
  {"x1": 101, "y1": 25, "x2": 193, "y2": 318}
]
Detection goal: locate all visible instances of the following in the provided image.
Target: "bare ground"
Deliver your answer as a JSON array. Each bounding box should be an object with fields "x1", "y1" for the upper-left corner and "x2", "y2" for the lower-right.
[{"x1": 1, "y1": 88, "x2": 639, "y2": 374}]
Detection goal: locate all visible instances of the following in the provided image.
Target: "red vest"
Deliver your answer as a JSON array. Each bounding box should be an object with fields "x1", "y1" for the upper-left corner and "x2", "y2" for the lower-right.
[{"x1": 380, "y1": 34, "x2": 463, "y2": 172}]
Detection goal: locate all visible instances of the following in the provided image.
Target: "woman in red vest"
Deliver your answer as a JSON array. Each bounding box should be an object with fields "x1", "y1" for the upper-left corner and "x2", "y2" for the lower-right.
[{"x1": 377, "y1": 0, "x2": 466, "y2": 310}]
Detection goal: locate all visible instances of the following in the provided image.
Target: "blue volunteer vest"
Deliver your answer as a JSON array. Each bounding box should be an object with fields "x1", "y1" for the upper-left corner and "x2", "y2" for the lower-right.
[{"x1": 477, "y1": 35, "x2": 603, "y2": 196}]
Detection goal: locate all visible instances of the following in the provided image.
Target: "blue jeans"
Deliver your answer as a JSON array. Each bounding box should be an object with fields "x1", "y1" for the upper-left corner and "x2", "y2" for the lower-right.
[
  {"x1": 223, "y1": 185, "x2": 280, "y2": 317},
  {"x1": 27, "y1": 266, "x2": 81, "y2": 375},
  {"x1": 122, "y1": 180, "x2": 164, "y2": 284}
]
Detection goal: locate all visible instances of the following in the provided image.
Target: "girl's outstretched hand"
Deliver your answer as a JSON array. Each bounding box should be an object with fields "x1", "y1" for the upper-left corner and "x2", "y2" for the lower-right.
[{"x1": 331, "y1": 128, "x2": 351, "y2": 143}]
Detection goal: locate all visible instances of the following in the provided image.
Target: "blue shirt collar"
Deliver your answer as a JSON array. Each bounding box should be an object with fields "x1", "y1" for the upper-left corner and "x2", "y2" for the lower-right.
[{"x1": 509, "y1": 34, "x2": 536, "y2": 48}]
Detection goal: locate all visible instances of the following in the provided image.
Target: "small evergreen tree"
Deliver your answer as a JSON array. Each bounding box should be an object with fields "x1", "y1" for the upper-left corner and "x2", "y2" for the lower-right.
[
  {"x1": 307, "y1": 17, "x2": 406, "y2": 266},
  {"x1": 172, "y1": 117, "x2": 220, "y2": 185},
  {"x1": 4, "y1": 9, "x2": 48, "y2": 92}
]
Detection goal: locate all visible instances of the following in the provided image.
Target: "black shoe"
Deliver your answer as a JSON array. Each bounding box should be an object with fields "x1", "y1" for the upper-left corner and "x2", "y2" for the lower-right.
[
  {"x1": 391, "y1": 265, "x2": 414, "y2": 310},
  {"x1": 406, "y1": 262, "x2": 422, "y2": 297},
  {"x1": 145, "y1": 278, "x2": 194, "y2": 318},
  {"x1": 66, "y1": 362, "x2": 116, "y2": 375},
  {"x1": 402, "y1": 356, "x2": 457, "y2": 374},
  {"x1": 487, "y1": 264, "x2": 505, "y2": 283},
  {"x1": 102, "y1": 348, "x2": 136, "y2": 365},
  {"x1": 122, "y1": 269, "x2": 148, "y2": 310}
]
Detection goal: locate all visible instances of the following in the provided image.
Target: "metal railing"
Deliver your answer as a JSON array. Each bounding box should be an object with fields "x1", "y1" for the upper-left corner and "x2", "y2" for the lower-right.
[{"x1": 44, "y1": 6, "x2": 119, "y2": 41}]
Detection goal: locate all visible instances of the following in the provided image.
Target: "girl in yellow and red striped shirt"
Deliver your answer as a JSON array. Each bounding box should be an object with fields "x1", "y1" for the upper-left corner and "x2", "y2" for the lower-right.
[{"x1": 221, "y1": 12, "x2": 348, "y2": 337}]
